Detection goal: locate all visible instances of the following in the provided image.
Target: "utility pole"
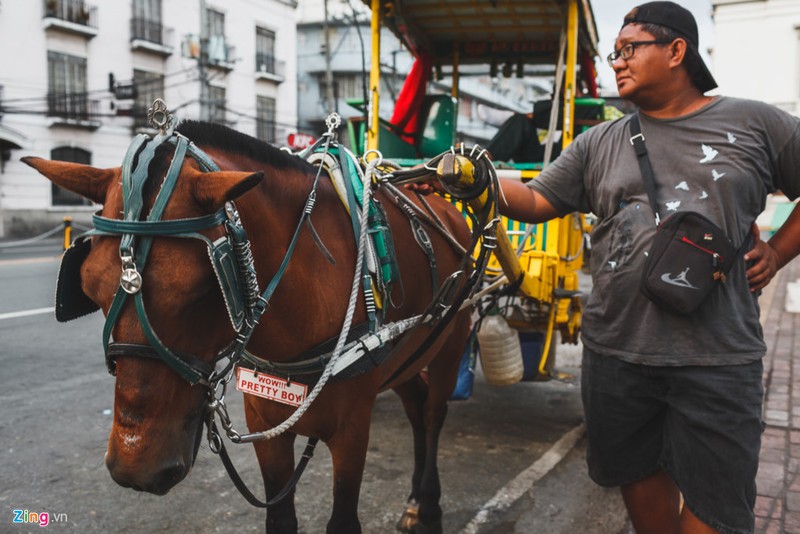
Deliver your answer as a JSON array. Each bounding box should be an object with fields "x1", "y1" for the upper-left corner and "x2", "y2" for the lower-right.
[
  {"x1": 322, "y1": 0, "x2": 335, "y2": 113},
  {"x1": 199, "y1": 0, "x2": 209, "y2": 121}
]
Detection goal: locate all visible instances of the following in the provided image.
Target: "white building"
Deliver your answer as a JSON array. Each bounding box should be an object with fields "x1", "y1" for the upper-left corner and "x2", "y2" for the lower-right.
[
  {"x1": 0, "y1": 0, "x2": 299, "y2": 237},
  {"x1": 712, "y1": 0, "x2": 800, "y2": 115}
]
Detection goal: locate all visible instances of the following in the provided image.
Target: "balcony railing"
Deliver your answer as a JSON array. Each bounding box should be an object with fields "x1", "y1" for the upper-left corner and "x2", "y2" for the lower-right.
[
  {"x1": 131, "y1": 17, "x2": 164, "y2": 45},
  {"x1": 256, "y1": 53, "x2": 286, "y2": 79},
  {"x1": 43, "y1": 0, "x2": 98, "y2": 29},
  {"x1": 47, "y1": 92, "x2": 100, "y2": 122}
]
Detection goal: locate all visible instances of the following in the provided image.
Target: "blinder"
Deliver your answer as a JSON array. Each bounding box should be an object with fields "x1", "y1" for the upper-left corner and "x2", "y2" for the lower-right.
[
  {"x1": 208, "y1": 227, "x2": 247, "y2": 332},
  {"x1": 55, "y1": 235, "x2": 100, "y2": 322}
]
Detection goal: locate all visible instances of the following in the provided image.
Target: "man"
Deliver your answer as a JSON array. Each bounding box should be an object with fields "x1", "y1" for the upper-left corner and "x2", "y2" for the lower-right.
[{"x1": 417, "y1": 2, "x2": 800, "y2": 532}]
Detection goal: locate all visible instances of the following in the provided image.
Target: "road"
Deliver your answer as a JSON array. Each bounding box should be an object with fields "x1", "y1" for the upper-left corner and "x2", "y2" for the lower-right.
[{"x1": 0, "y1": 242, "x2": 628, "y2": 533}]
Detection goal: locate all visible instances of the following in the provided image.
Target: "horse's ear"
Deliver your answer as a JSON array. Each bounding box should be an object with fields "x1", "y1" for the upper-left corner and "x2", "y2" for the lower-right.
[
  {"x1": 21, "y1": 157, "x2": 116, "y2": 204},
  {"x1": 190, "y1": 168, "x2": 264, "y2": 210}
]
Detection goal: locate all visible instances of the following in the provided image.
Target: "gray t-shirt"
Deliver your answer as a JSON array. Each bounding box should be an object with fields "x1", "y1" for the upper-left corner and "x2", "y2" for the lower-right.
[{"x1": 529, "y1": 96, "x2": 800, "y2": 365}]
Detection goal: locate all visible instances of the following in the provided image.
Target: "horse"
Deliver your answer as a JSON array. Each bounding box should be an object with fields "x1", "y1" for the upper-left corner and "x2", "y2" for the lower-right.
[{"x1": 23, "y1": 117, "x2": 476, "y2": 534}]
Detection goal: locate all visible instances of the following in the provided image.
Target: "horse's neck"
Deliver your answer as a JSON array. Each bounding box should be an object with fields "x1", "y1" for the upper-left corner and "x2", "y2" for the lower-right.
[{"x1": 237, "y1": 166, "x2": 360, "y2": 360}]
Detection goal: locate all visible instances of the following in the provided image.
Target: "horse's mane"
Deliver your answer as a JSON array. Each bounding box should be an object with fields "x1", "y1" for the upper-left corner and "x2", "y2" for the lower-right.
[{"x1": 176, "y1": 120, "x2": 315, "y2": 174}]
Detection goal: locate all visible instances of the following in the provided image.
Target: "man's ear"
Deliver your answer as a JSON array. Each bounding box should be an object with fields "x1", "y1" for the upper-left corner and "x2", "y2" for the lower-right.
[{"x1": 668, "y1": 38, "x2": 688, "y2": 68}]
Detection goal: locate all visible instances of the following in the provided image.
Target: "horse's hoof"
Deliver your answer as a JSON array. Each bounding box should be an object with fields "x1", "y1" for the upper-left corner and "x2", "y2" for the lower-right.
[{"x1": 396, "y1": 499, "x2": 419, "y2": 532}]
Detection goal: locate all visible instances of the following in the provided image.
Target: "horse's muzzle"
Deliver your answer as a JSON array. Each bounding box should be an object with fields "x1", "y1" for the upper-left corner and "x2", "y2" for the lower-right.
[{"x1": 106, "y1": 454, "x2": 190, "y2": 495}]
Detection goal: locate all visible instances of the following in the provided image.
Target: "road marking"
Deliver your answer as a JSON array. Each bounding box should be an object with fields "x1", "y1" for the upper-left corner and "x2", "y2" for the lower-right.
[
  {"x1": 0, "y1": 256, "x2": 60, "y2": 266},
  {"x1": 460, "y1": 422, "x2": 586, "y2": 534},
  {"x1": 0, "y1": 307, "x2": 54, "y2": 321}
]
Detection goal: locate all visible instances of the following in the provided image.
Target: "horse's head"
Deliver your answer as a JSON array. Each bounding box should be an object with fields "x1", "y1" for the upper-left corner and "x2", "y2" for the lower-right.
[{"x1": 22, "y1": 132, "x2": 262, "y2": 495}]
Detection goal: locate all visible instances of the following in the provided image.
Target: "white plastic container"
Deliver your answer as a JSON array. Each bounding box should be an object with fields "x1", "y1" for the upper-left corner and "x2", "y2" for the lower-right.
[{"x1": 476, "y1": 311, "x2": 523, "y2": 386}]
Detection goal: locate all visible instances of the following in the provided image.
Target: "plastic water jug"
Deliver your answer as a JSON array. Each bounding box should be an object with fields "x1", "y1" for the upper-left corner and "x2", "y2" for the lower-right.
[{"x1": 476, "y1": 311, "x2": 523, "y2": 386}]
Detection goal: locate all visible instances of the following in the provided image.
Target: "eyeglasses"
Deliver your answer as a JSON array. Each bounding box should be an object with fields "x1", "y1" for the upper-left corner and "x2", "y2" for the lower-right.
[{"x1": 607, "y1": 40, "x2": 673, "y2": 67}]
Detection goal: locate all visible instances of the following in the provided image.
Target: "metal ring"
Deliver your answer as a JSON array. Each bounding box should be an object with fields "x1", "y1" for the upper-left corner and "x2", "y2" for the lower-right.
[
  {"x1": 209, "y1": 432, "x2": 223, "y2": 454},
  {"x1": 362, "y1": 149, "x2": 383, "y2": 167}
]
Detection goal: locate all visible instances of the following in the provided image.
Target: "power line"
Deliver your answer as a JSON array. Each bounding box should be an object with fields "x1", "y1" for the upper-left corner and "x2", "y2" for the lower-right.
[{"x1": 0, "y1": 66, "x2": 199, "y2": 105}]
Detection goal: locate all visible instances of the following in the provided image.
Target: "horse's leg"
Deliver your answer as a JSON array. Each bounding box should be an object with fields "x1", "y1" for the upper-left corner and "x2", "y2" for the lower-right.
[
  {"x1": 393, "y1": 374, "x2": 430, "y2": 532},
  {"x1": 396, "y1": 321, "x2": 470, "y2": 534},
  {"x1": 245, "y1": 399, "x2": 299, "y2": 534},
  {"x1": 325, "y1": 402, "x2": 374, "y2": 534}
]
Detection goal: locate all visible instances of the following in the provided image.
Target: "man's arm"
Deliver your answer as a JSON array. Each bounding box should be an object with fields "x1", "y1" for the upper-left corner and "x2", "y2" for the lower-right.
[
  {"x1": 408, "y1": 176, "x2": 562, "y2": 224},
  {"x1": 496, "y1": 178, "x2": 562, "y2": 224},
  {"x1": 745, "y1": 203, "x2": 800, "y2": 291}
]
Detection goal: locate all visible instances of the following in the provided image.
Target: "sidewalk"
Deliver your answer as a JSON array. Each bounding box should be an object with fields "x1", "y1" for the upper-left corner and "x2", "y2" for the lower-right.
[{"x1": 756, "y1": 255, "x2": 800, "y2": 533}]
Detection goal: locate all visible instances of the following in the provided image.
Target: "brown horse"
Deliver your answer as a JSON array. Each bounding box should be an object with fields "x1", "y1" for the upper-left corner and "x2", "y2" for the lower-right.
[{"x1": 23, "y1": 120, "x2": 474, "y2": 533}]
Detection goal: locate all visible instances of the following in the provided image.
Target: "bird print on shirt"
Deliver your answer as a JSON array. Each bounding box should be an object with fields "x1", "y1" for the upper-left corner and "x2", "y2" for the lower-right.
[
  {"x1": 700, "y1": 144, "x2": 718, "y2": 163},
  {"x1": 712, "y1": 169, "x2": 726, "y2": 181},
  {"x1": 727, "y1": 132, "x2": 737, "y2": 144}
]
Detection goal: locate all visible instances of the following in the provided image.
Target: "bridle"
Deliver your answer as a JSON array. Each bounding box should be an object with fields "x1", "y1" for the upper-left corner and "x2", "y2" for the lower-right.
[{"x1": 86, "y1": 101, "x2": 264, "y2": 387}]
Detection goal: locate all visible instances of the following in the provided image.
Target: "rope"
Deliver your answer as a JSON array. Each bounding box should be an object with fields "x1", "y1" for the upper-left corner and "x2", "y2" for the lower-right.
[
  {"x1": 243, "y1": 156, "x2": 379, "y2": 441},
  {"x1": 0, "y1": 224, "x2": 65, "y2": 248}
]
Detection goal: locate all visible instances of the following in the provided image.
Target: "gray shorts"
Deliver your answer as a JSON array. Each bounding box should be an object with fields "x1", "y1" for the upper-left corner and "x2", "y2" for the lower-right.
[{"x1": 581, "y1": 347, "x2": 764, "y2": 534}]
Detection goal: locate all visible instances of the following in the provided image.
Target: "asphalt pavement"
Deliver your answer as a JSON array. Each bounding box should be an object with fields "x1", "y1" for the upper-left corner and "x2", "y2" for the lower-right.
[{"x1": 0, "y1": 242, "x2": 631, "y2": 534}]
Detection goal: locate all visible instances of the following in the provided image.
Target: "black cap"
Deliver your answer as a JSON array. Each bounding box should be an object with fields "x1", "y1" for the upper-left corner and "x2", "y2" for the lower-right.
[{"x1": 623, "y1": 1, "x2": 717, "y2": 93}]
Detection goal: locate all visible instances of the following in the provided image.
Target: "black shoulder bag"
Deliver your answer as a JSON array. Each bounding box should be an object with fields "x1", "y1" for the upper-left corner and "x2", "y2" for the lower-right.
[{"x1": 629, "y1": 114, "x2": 750, "y2": 315}]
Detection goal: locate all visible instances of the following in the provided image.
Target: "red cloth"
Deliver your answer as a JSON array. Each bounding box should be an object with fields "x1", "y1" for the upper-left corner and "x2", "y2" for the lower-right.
[
  {"x1": 390, "y1": 53, "x2": 433, "y2": 144},
  {"x1": 579, "y1": 50, "x2": 599, "y2": 98}
]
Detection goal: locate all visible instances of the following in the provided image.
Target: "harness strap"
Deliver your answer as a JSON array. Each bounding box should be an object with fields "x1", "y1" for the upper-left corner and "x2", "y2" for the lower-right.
[
  {"x1": 337, "y1": 147, "x2": 378, "y2": 331},
  {"x1": 208, "y1": 418, "x2": 319, "y2": 509},
  {"x1": 93, "y1": 211, "x2": 227, "y2": 235},
  {"x1": 106, "y1": 342, "x2": 216, "y2": 378},
  {"x1": 403, "y1": 202, "x2": 439, "y2": 296},
  {"x1": 119, "y1": 134, "x2": 150, "y2": 255},
  {"x1": 379, "y1": 156, "x2": 499, "y2": 389}
]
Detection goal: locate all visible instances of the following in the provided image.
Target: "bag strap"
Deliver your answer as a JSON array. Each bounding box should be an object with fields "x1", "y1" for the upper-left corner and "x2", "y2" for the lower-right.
[
  {"x1": 628, "y1": 113, "x2": 661, "y2": 226},
  {"x1": 629, "y1": 113, "x2": 753, "y2": 270}
]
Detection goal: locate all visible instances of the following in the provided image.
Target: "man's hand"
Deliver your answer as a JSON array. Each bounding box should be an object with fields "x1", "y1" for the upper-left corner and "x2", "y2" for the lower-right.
[
  {"x1": 404, "y1": 180, "x2": 441, "y2": 195},
  {"x1": 744, "y1": 222, "x2": 780, "y2": 292}
]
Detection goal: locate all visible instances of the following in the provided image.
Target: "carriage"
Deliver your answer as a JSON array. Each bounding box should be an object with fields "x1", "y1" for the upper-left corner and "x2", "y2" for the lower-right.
[
  {"x1": 23, "y1": 1, "x2": 607, "y2": 533},
  {"x1": 349, "y1": 0, "x2": 606, "y2": 380}
]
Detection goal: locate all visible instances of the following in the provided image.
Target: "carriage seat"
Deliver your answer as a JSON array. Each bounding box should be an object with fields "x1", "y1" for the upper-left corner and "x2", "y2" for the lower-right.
[{"x1": 346, "y1": 94, "x2": 457, "y2": 162}]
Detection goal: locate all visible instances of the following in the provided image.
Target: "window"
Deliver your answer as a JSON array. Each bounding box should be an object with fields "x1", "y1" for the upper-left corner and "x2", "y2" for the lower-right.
[
  {"x1": 319, "y1": 74, "x2": 365, "y2": 102},
  {"x1": 207, "y1": 85, "x2": 226, "y2": 124},
  {"x1": 51, "y1": 147, "x2": 92, "y2": 206},
  {"x1": 206, "y1": 9, "x2": 228, "y2": 64},
  {"x1": 256, "y1": 96, "x2": 276, "y2": 143},
  {"x1": 47, "y1": 51, "x2": 88, "y2": 120},
  {"x1": 131, "y1": 0, "x2": 163, "y2": 44},
  {"x1": 207, "y1": 9, "x2": 225, "y2": 39},
  {"x1": 133, "y1": 69, "x2": 164, "y2": 128},
  {"x1": 256, "y1": 27, "x2": 276, "y2": 74}
]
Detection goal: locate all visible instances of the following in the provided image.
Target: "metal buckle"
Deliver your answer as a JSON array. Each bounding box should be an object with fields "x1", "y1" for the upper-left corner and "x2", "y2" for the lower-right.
[{"x1": 120, "y1": 254, "x2": 143, "y2": 294}]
